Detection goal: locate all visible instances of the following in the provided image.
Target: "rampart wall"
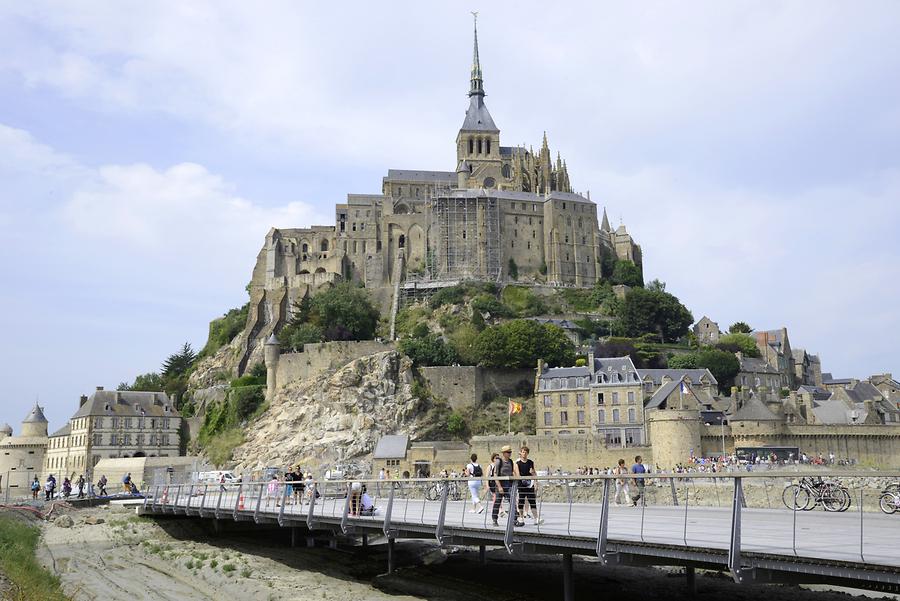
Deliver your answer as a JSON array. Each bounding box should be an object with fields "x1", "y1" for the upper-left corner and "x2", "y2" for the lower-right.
[
  {"x1": 274, "y1": 340, "x2": 396, "y2": 393},
  {"x1": 420, "y1": 366, "x2": 535, "y2": 410}
]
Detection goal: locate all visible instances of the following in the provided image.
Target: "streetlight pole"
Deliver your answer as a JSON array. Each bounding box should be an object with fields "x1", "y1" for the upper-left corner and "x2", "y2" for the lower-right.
[{"x1": 721, "y1": 418, "x2": 727, "y2": 458}]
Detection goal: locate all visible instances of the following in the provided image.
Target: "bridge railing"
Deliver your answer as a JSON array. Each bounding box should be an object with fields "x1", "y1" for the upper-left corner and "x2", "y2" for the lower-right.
[{"x1": 143, "y1": 471, "x2": 900, "y2": 575}]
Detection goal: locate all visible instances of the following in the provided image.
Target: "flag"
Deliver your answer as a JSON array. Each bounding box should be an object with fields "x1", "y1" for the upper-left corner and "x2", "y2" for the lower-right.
[
  {"x1": 680, "y1": 381, "x2": 689, "y2": 394},
  {"x1": 508, "y1": 400, "x2": 523, "y2": 415}
]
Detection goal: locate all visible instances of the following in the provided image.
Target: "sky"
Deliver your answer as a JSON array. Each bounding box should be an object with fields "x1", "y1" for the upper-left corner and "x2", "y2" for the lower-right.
[{"x1": 1, "y1": 2, "x2": 899, "y2": 430}]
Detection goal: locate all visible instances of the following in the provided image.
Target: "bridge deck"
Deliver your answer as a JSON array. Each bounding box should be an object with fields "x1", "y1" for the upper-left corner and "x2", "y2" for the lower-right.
[{"x1": 142, "y1": 485, "x2": 900, "y2": 589}]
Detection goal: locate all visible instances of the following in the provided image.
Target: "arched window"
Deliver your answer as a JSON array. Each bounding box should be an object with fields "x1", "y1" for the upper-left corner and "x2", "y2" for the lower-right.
[
  {"x1": 398, "y1": 234, "x2": 405, "y2": 249},
  {"x1": 477, "y1": 138, "x2": 482, "y2": 154},
  {"x1": 486, "y1": 139, "x2": 491, "y2": 154},
  {"x1": 468, "y1": 138, "x2": 474, "y2": 155},
  {"x1": 320, "y1": 239, "x2": 328, "y2": 252}
]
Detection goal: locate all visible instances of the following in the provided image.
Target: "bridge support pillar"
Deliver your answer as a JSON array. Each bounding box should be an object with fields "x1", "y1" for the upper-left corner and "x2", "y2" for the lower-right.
[
  {"x1": 562, "y1": 554, "x2": 574, "y2": 601},
  {"x1": 291, "y1": 527, "x2": 297, "y2": 548},
  {"x1": 212, "y1": 519, "x2": 221, "y2": 535},
  {"x1": 479, "y1": 545, "x2": 486, "y2": 565},
  {"x1": 362, "y1": 534, "x2": 368, "y2": 547},
  {"x1": 685, "y1": 566, "x2": 696, "y2": 598},
  {"x1": 387, "y1": 538, "x2": 396, "y2": 575}
]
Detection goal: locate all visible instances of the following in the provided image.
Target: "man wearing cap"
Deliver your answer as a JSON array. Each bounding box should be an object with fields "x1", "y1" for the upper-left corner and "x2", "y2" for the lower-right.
[{"x1": 491, "y1": 445, "x2": 524, "y2": 527}]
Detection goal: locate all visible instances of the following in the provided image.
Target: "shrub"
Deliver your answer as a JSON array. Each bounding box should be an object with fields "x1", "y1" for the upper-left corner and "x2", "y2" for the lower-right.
[
  {"x1": 279, "y1": 322, "x2": 323, "y2": 352},
  {"x1": 430, "y1": 285, "x2": 467, "y2": 309},
  {"x1": 500, "y1": 286, "x2": 546, "y2": 317},
  {"x1": 471, "y1": 294, "x2": 512, "y2": 318},
  {"x1": 222, "y1": 563, "x2": 236, "y2": 573},
  {"x1": 610, "y1": 260, "x2": 644, "y2": 287},
  {"x1": 508, "y1": 258, "x2": 518, "y2": 280},
  {"x1": 620, "y1": 287, "x2": 693, "y2": 343},
  {"x1": 399, "y1": 333, "x2": 459, "y2": 367},
  {"x1": 715, "y1": 333, "x2": 760, "y2": 357},
  {"x1": 198, "y1": 303, "x2": 249, "y2": 360},
  {"x1": 309, "y1": 283, "x2": 380, "y2": 341}
]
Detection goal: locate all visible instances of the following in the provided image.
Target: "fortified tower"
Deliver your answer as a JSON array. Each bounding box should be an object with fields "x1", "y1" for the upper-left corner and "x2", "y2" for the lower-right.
[
  {"x1": 646, "y1": 408, "x2": 701, "y2": 469},
  {"x1": 264, "y1": 333, "x2": 281, "y2": 400},
  {"x1": 20, "y1": 402, "x2": 48, "y2": 437}
]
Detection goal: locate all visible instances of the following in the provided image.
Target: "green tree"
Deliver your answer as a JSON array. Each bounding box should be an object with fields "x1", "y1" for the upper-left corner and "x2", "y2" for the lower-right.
[
  {"x1": 729, "y1": 321, "x2": 752, "y2": 334},
  {"x1": 646, "y1": 279, "x2": 666, "y2": 292},
  {"x1": 715, "y1": 332, "x2": 760, "y2": 357},
  {"x1": 619, "y1": 288, "x2": 693, "y2": 343},
  {"x1": 668, "y1": 348, "x2": 739, "y2": 394},
  {"x1": 308, "y1": 283, "x2": 380, "y2": 341},
  {"x1": 161, "y1": 342, "x2": 196, "y2": 378},
  {"x1": 118, "y1": 372, "x2": 165, "y2": 392},
  {"x1": 610, "y1": 260, "x2": 644, "y2": 287},
  {"x1": 279, "y1": 322, "x2": 323, "y2": 352},
  {"x1": 473, "y1": 320, "x2": 575, "y2": 369},
  {"x1": 508, "y1": 258, "x2": 519, "y2": 280},
  {"x1": 447, "y1": 412, "x2": 468, "y2": 440}
]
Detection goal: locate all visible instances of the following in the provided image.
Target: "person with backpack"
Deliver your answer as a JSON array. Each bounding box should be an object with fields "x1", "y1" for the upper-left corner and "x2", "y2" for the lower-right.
[
  {"x1": 31, "y1": 476, "x2": 40, "y2": 500},
  {"x1": 97, "y1": 474, "x2": 108, "y2": 496},
  {"x1": 630, "y1": 455, "x2": 647, "y2": 507},
  {"x1": 491, "y1": 445, "x2": 524, "y2": 527},
  {"x1": 613, "y1": 458, "x2": 629, "y2": 506},
  {"x1": 465, "y1": 453, "x2": 485, "y2": 514}
]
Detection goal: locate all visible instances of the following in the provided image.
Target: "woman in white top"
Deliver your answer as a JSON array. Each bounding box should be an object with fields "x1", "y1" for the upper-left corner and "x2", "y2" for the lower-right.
[{"x1": 465, "y1": 453, "x2": 485, "y2": 514}]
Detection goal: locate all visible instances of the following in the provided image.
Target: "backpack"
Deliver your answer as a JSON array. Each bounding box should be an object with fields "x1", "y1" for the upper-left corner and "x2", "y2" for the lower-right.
[{"x1": 470, "y1": 463, "x2": 483, "y2": 477}]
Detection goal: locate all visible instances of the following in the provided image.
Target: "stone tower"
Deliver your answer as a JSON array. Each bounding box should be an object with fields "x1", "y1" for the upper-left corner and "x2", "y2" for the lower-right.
[
  {"x1": 455, "y1": 14, "x2": 502, "y2": 189},
  {"x1": 646, "y1": 408, "x2": 701, "y2": 469},
  {"x1": 0, "y1": 423, "x2": 11, "y2": 440},
  {"x1": 20, "y1": 402, "x2": 48, "y2": 438},
  {"x1": 264, "y1": 333, "x2": 281, "y2": 401}
]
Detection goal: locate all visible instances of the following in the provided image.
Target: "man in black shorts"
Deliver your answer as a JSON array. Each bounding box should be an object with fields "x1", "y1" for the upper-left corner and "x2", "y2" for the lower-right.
[
  {"x1": 492, "y1": 446, "x2": 524, "y2": 527},
  {"x1": 516, "y1": 446, "x2": 543, "y2": 525}
]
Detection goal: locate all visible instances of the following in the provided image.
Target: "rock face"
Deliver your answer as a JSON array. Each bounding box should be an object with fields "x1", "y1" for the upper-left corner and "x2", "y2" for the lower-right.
[{"x1": 232, "y1": 351, "x2": 427, "y2": 472}]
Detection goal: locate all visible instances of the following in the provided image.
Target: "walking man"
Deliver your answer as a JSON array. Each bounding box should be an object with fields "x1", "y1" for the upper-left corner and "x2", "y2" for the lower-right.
[
  {"x1": 491, "y1": 445, "x2": 523, "y2": 527},
  {"x1": 76, "y1": 474, "x2": 86, "y2": 499},
  {"x1": 97, "y1": 474, "x2": 108, "y2": 496},
  {"x1": 516, "y1": 446, "x2": 542, "y2": 524},
  {"x1": 630, "y1": 455, "x2": 646, "y2": 507},
  {"x1": 613, "y1": 459, "x2": 629, "y2": 506}
]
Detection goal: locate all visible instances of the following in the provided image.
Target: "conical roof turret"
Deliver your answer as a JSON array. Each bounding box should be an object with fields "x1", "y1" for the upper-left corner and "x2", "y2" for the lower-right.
[{"x1": 23, "y1": 402, "x2": 48, "y2": 423}]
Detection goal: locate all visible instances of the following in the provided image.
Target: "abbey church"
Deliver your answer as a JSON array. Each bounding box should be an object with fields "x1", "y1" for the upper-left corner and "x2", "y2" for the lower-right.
[{"x1": 243, "y1": 20, "x2": 642, "y2": 368}]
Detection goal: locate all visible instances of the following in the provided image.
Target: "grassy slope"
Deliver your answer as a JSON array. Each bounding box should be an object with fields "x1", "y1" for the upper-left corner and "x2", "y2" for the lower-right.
[{"x1": 0, "y1": 514, "x2": 68, "y2": 601}]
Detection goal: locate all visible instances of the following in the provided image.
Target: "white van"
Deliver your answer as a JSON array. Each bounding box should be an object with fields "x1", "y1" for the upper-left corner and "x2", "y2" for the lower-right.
[{"x1": 198, "y1": 471, "x2": 241, "y2": 484}]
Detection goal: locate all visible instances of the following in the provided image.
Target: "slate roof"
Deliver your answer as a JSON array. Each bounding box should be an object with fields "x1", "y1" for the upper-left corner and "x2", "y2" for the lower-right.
[
  {"x1": 50, "y1": 424, "x2": 71, "y2": 438},
  {"x1": 529, "y1": 317, "x2": 580, "y2": 331},
  {"x1": 499, "y1": 146, "x2": 527, "y2": 157},
  {"x1": 797, "y1": 385, "x2": 831, "y2": 400},
  {"x1": 738, "y1": 356, "x2": 780, "y2": 374},
  {"x1": 728, "y1": 395, "x2": 780, "y2": 421},
  {"x1": 23, "y1": 403, "x2": 48, "y2": 423},
  {"x1": 460, "y1": 95, "x2": 498, "y2": 132},
  {"x1": 71, "y1": 390, "x2": 177, "y2": 419},
  {"x1": 539, "y1": 366, "x2": 591, "y2": 380},
  {"x1": 849, "y1": 381, "x2": 884, "y2": 401},
  {"x1": 638, "y1": 368, "x2": 717, "y2": 386},
  {"x1": 373, "y1": 435, "x2": 409, "y2": 459},
  {"x1": 811, "y1": 399, "x2": 861, "y2": 424},
  {"x1": 386, "y1": 170, "x2": 456, "y2": 183}
]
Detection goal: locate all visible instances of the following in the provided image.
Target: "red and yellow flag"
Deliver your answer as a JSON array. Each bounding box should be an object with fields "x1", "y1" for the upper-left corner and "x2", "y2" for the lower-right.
[{"x1": 508, "y1": 400, "x2": 523, "y2": 415}]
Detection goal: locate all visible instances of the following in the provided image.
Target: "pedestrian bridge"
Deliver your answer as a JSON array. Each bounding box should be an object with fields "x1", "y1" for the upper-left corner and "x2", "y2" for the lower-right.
[{"x1": 139, "y1": 473, "x2": 900, "y2": 598}]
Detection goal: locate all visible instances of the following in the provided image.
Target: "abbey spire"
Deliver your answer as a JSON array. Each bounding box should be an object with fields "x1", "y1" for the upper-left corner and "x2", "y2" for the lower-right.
[{"x1": 469, "y1": 12, "x2": 484, "y2": 97}]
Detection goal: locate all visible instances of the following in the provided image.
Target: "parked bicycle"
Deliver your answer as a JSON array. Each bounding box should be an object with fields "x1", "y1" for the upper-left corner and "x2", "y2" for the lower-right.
[
  {"x1": 879, "y1": 485, "x2": 900, "y2": 515},
  {"x1": 425, "y1": 480, "x2": 463, "y2": 502},
  {"x1": 782, "y1": 477, "x2": 851, "y2": 512}
]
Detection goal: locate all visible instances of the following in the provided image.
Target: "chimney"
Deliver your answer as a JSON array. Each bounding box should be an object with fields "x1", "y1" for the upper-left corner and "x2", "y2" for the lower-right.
[
  {"x1": 96, "y1": 386, "x2": 104, "y2": 391},
  {"x1": 79, "y1": 395, "x2": 88, "y2": 407}
]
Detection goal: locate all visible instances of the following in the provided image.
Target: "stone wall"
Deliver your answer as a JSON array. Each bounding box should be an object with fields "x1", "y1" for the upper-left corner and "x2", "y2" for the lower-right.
[
  {"x1": 469, "y1": 434, "x2": 653, "y2": 472},
  {"x1": 273, "y1": 340, "x2": 396, "y2": 393},
  {"x1": 420, "y1": 366, "x2": 534, "y2": 410}
]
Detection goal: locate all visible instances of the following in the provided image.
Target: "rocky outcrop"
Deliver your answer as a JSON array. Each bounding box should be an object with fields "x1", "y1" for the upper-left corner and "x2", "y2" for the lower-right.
[
  {"x1": 188, "y1": 333, "x2": 246, "y2": 390},
  {"x1": 232, "y1": 351, "x2": 428, "y2": 472}
]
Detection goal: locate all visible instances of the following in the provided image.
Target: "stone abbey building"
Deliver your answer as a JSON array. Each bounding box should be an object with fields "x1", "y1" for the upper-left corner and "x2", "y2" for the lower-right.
[{"x1": 241, "y1": 21, "x2": 641, "y2": 370}]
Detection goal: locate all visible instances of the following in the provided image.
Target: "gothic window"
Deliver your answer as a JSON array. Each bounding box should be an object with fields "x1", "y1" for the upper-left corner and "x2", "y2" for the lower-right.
[
  {"x1": 468, "y1": 138, "x2": 474, "y2": 154},
  {"x1": 477, "y1": 138, "x2": 482, "y2": 154},
  {"x1": 320, "y1": 239, "x2": 328, "y2": 252},
  {"x1": 398, "y1": 235, "x2": 405, "y2": 249}
]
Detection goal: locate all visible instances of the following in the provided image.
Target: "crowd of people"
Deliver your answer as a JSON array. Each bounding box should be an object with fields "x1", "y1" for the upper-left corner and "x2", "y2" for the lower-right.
[{"x1": 30, "y1": 472, "x2": 137, "y2": 501}]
